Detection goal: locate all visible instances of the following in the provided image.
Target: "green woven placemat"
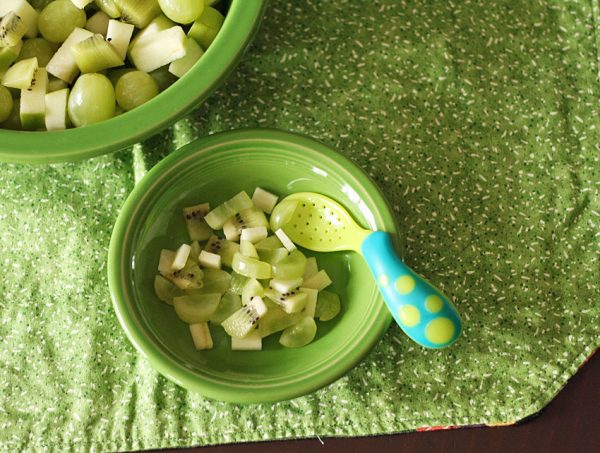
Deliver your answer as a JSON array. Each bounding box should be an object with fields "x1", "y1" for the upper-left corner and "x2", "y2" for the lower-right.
[{"x1": 1, "y1": 0, "x2": 599, "y2": 450}]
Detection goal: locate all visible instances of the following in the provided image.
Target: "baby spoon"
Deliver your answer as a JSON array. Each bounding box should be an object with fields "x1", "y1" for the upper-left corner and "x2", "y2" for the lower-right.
[{"x1": 270, "y1": 192, "x2": 462, "y2": 349}]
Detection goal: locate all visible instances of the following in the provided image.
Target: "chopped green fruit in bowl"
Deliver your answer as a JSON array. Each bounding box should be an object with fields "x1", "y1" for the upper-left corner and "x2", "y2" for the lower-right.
[
  {"x1": 0, "y1": 0, "x2": 268, "y2": 163},
  {"x1": 154, "y1": 186, "x2": 343, "y2": 352},
  {"x1": 108, "y1": 129, "x2": 398, "y2": 403}
]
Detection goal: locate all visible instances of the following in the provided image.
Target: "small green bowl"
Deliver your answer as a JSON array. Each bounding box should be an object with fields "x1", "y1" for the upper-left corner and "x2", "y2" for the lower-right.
[
  {"x1": 108, "y1": 128, "x2": 397, "y2": 403},
  {"x1": 0, "y1": 0, "x2": 267, "y2": 164}
]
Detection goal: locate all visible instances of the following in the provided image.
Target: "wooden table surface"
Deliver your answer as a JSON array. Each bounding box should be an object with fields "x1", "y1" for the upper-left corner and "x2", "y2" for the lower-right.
[{"x1": 155, "y1": 351, "x2": 600, "y2": 453}]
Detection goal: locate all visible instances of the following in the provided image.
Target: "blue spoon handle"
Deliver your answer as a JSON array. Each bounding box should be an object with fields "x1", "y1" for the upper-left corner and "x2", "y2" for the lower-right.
[{"x1": 360, "y1": 231, "x2": 462, "y2": 348}]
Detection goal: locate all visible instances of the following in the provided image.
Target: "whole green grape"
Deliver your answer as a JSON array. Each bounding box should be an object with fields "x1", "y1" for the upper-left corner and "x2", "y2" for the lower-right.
[
  {"x1": 115, "y1": 71, "x2": 159, "y2": 111},
  {"x1": 68, "y1": 74, "x2": 116, "y2": 127},
  {"x1": 38, "y1": 0, "x2": 87, "y2": 43}
]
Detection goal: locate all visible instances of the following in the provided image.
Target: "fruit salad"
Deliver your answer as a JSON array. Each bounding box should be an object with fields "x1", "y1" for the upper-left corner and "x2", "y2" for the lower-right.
[
  {"x1": 0, "y1": 0, "x2": 225, "y2": 130},
  {"x1": 154, "y1": 188, "x2": 342, "y2": 351}
]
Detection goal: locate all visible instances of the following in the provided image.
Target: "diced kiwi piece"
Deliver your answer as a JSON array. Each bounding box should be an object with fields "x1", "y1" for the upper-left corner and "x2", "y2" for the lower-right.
[
  {"x1": 199, "y1": 250, "x2": 221, "y2": 269},
  {"x1": 167, "y1": 261, "x2": 204, "y2": 290},
  {"x1": 72, "y1": 34, "x2": 124, "y2": 73},
  {"x1": 45, "y1": 87, "x2": 70, "y2": 130},
  {"x1": 0, "y1": 12, "x2": 27, "y2": 47},
  {"x1": 127, "y1": 13, "x2": 174, "y2": 51},
  {"x1": 95, "y1": 0, "x2": 121, "y2": 18},
  {"x1": 154, "y1": 274, "x2": 179, "y2": 305},
  {"x1": 209, "y1": 291, "x2": 242, "y2": 325},
  {"x1": 114, "y1": 0, "x2": 161, "y2": 28},
  {"x1": 255, "y1": 235, "x2": 284, "y2": 251},
  {"x1": 20, "y1": 67, "x2": 47, "y2": 131},
  {"x1": 235, "y1": 208, "x2": 269, "y2": 232},
  {"x1": 183, "y1": 202, "x2": 212, "y2": 241},
  {"x1": 279, "y1": 317, "x2": 317, "y2": 348},
  {"x1": 231, "y1": 330, "x2": 262, "y2": 351},
  {"x1": 157, "y1": 248, "x2": 175, "y2": 274},
  {"x1": 171, "y1": 243, "x2": 191, "y2": 271},
  {"x1": 173, "y1": 292, "x2": 220, "y2": 324},
  {"x1": 227, "y1": 191, "x2": 254, "y2": 212},
  {"x1": 258, "y1": 304, "x2": 302, "y2": 338},
  {"x1": 47, "y1": 27, "x2": 94, "y2": 83},
  {"x1": 222, "y1": 296, "x2": 267, "y2": 338},
  {"x1": 229, "y1": 272, "x2": 249, "y2": 295},
  {"x1": 303, "y1": 257, "x2": 318, "y2": 279},
  {"x1": 240, "y1": 240, "x2": 258, "y2": 259},
  {"x1": 189, "y1": 322, "x2": 213, "y2": 350},
  {"x1": 252, "y1": 187, "x2": 279, "y2": 214},
  {"x1": 204, "y1": 235, "x2": 239, "y2": 268},
  {"x1": 15, "y1": 61, "x2": 43, "y2": 120},
  {"x1": 269, "y1": 277, "x2": 303, "y2": 294},
  {"x1": 258, "y1": 247, "x2": 288, "y2": 265},
  {"x1": 232, "y1": 253, "x2": 272, "y2": 280},
  {"x1": 204, "y1": 191, "x2": 253, "y2": 229},
  {"x1": 0, "y1": 41, "x2": 23, "y2": 73},
  {"x1": 299, "y1": 287, "x2": 318, "y2": 318},
  {"x1": 168, "y1": 37, "x2": 204, "y2": 78},
  {"x1": 106, "y1": 19, "x2": 135, "y2": 61},
  {"x1": 301, "y1": 269, "x2": 332, "y2": 291},
  {"x1": 187, "y1": 268, "x2": 230, "y2": 295},
  {"x1": 315, "y1": 291, "x2": 341, "y2": 322},
  {"x1": 224, "y1": 208, "x2": 269, "y2": 241},
  {"x1": 240, "y1": 226, "x2": 268, "y2": 243},
  {"x1": 0, "y1": 0, "x2": 39, "y2": 39},
  {"x1": 188, "y1": 6, "x2": 224, "y2": 49},
  {"x1": 269, "y1": 200, "x2": 299, "y2": 231},
  {"x1": 241, "y1": 278, "x2": 263, "y2": 305},
  {"x1": 272, "y1": 249, "x2": 307, "y2": 280},
  {"x1": 189, "y1": 240, "x2": 202, "y2": 264},
  {"x1": 2, "y1": 57, "x2": 37, "y2": 90},
  {"x1": 129, "y1": 25, "x2": 186, "y2": 72},
  {"x1": 264, "y1": 288, "x2": 308, "y2": 314},
  {"x1": 86, "y1": 11, "x2": 111, "y2": 35},
  {"x1": 222, "y1": 219, "x2": 240, "y2": 241}
]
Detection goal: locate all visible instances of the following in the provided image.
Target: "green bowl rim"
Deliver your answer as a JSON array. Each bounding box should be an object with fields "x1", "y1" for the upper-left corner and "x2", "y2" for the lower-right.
[
  {"x1": 108, "y1": 128, "x2": 397, "y2": 403},
  {"x1": 0, "y1": 0, "x2": 268, "y2": 164}
]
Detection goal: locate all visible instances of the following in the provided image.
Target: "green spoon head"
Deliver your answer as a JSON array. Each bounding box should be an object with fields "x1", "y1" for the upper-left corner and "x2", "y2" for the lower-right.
[{"x1": 270, "y1": 192, "x2": 370, "y2": 252}]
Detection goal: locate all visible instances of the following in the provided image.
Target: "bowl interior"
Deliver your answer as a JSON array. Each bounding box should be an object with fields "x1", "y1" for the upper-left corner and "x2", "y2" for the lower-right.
[
  {"x1": 0, "y1": 0, "x2": 267, "y2": 163},
  {"x1": 110, "y1": 129, "x2": 397, "y2": 403}
]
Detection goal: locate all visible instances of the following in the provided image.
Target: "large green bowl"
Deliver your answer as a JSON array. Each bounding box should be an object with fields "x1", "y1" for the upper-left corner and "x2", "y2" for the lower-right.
[
  {"x1": 0, "y1": 0, "x2": 267, "y2": 164},
  {"x1": 108, "y1": 129, "x2": 397, "y2": 403}
]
